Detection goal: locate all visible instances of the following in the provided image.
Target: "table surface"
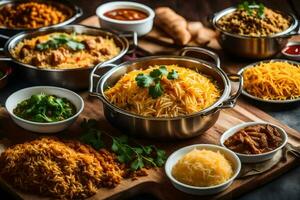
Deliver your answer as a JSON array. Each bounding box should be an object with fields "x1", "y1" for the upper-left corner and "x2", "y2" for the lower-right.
[{"x1": 0, "y1": 0, "x2": 300, "y2": 200}]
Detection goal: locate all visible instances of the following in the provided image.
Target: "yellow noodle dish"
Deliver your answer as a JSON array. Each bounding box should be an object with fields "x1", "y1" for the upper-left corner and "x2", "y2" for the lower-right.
[
  {"x1": 243, "y1": 61, "x2": 300, "y2": 101},
  {"x1": 172, "y1": 149, "x2": 233, "y2": 187},
  {"x1": 11, "y1": 32, "x2": 121, "y2": 69},
  {"x1": 104, "y1": 65, "x2": 221, "y2": 117}
]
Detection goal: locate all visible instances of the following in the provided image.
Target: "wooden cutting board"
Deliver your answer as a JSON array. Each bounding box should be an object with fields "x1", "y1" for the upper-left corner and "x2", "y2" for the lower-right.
[
  {"x1": 0, "y1": 94, "x2": 299, "y2": 200},
  {"x1": 0, "y1": 16, "x2": 300, "y2": 200}
]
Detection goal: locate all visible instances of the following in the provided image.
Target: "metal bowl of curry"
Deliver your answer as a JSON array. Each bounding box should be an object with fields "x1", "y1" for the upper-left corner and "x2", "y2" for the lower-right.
[
  {"x1": 0, "y1": 0, "x2": 82, "y2": 36},
  {"x1": 211, "y1": 5, "x2": 299, "y2": 59},
  {"x1": 0, "y1": 25, "x2": 133, "y2": 90}
]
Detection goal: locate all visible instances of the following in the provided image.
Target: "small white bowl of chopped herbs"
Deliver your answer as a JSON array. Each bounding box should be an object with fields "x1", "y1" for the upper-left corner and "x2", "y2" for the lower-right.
[{"x1": 5, "y1": 86, "x2": 84, "y2": 133}]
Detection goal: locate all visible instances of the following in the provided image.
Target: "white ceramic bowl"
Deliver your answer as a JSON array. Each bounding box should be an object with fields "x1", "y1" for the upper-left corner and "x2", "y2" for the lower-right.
[
  {"x1": 5, "y1": 86, "x2": 84, "y2": 133},
  {"x1": 165, "y1": 144, "x2": 241, "y2": 196},
  {"x1": 96, "y1": 1, "x2": 155, "y2": 36},
  {"x1": 220, "y1": 122, "x2": 288, "y2": 163}
]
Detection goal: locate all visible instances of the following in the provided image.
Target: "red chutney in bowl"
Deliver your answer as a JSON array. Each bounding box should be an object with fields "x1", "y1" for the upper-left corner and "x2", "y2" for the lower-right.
[
  {"x1": 104, "y1": 8, "x2": 148, "y2": 21},
  {"x1": 283, "y1": 45, "x2": 300, "y2": 55}
]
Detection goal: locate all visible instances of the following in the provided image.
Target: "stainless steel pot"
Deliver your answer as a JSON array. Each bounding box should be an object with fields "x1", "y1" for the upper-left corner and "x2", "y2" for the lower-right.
[
  {"x1": 89, "y1": 47, "x2": 243, "y2": 139},
  {"x1": 211, "y1": 6, "x2": 299, "y2": 59},
  {"x1": 0, "y1": 0, "x2": 82, "y2": 37},
  {"x1": 0, "y1": 24, "x2": 136, "y2": 90}
]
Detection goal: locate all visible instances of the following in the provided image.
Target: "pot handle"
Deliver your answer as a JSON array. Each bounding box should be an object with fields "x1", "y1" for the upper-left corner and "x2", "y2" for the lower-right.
[
  {"x1": 0, "y1": 48, "x2": 11, "y2": 61},
  {"x1": 117, "y1": 31, "x2": 138, "y2": 54},
  {"x1": 89, "y1": 62, "x2": 118, "y2": 98},
  {"x1": 74, "y1": 5, "x2": 83, "y2": 18},
  {"x1": 218, "y1": 73, "x2": 243, "y2": 109},
  {"x1": 179, "y1": 47, "x2": 221, "y2": 68},
  {"x1": 207, "y1": 13, "x2": 218, "y2": 27},
  {"x1": 0, "y1": 34, "x2": 9, "y2": 41}
]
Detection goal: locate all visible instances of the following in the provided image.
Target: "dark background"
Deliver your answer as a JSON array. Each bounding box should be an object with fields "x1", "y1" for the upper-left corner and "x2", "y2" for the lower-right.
[{"x1": 0, "y1": 0, "x2": 300, "y2": 199}]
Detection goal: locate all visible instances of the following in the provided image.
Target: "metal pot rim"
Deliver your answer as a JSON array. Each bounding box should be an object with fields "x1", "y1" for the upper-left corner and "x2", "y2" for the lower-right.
[
  {"x1": 3, "y1": 24, "x2": 129, "y2": 72},
  {"x1": 0, "y1": 0, "x2": 83, "y2": 32},
  {"x1": 97, "y1": 55, "x2": 232, "y2": 121},
  {"x1": 212, "y1": 6, "x2": 299, "y2": 39}
]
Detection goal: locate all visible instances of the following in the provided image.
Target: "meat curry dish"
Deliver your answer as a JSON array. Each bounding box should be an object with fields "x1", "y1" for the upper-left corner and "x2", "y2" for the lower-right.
[{"x1": 11, "y1": 32, "x2": 121, "y2": 69}]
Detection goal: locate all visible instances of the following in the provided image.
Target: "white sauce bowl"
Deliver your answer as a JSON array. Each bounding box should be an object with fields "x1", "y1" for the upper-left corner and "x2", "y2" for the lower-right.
[
  {"x1": 165, "y1": 144, "x2": 241, "y2": 196},
  {"x1": 96, "y1": 1, "x2": 155, "y2": 36},
  {"x1": 5, "y1": 86, "x2": 84, "y2": 133},
  {"x1": 220, "y1": 122, "x2": 288, "y2": 163}
]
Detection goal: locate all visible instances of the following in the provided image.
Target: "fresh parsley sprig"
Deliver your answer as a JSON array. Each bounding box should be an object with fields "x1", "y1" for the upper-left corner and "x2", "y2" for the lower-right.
[
  {"x1": 79, "y1": 119, "x2": 167, "y2": 171},
  {"x1": 135, "y1": 66, "x2": 179, "y2": 99},
  {"x1": 238, "y1": 1, "x2": 265, "y2": 18}
]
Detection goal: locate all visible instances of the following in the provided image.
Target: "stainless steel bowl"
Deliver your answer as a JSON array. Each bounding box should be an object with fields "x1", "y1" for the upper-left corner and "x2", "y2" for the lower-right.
[
  {"x1": 212, "y1": 6, "x2": 299, "y2": 59},
  {"x1": 0, "y1": 0, "x2": 82, "y2": 37},
  {"x1": 89, "y1": 47, "x2": 243, "y2": 139},
  {"x1": 238, "y1": 59, "x2": 300, "y2": 103},
  {"x1": 0, "y1": 25, "x2": 135, "y2": 90}
]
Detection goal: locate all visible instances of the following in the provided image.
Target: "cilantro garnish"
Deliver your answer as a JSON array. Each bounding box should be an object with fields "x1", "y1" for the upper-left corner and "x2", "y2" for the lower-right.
[
  {"x1": 135, "y1": 74, "x2": 153, "y2": 88},
  {"x1": 238, "y1": 1, "x2": 265, "y2": 18},
  {"x1": 36, "y1": 33, "x2": 85, "y2": 51},
  {"x1": 135, "y1": 66, "x2": 179, "y2": 99},
  {"x1": 167, "y1": 69, "x2": 179, "y2": 80},
  {"x1": 79, "y1": 119, "x2": 167, "y2": 171},
  {"x1": 149, "y1": 82, "x2": 164, "y2": 99}
]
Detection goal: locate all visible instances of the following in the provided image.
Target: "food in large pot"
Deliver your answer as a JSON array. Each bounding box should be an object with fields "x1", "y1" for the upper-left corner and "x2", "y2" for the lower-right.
[
  {"x1": 211, "y1": 3, "x2": 299, "y2": 59},
  {"x1": 11, "y1": 32, "x2": 121, "y2": 69},
  {"x1": 0, "y1": 0, "x2": 82, "y2": 36},
  {"x1": 0, "y1": 25, "x2": 135, "y2": 90},
  {"x1": 89, "y1": 47, "x2": 243, "y2": 139}
]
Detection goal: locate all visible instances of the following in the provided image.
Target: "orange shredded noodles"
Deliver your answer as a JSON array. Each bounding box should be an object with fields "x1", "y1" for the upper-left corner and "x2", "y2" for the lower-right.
[
  {"x1": 243, "y1": 61, "x2": 300, "y2": 100},
  {"x1": 104, "y1": 65, "x2": 221, "y2": 117}
]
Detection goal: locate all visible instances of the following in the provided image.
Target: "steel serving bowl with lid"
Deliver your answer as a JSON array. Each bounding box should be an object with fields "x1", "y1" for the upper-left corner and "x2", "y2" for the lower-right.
[
  {"x1": 0, "y1": 0, "x2": 83, "y2": 37},
  {"x1": 0, "y1": 24, "x2": 136, "y2": 90},
  {"x1": 89, "y1": 47, "x2": 243, "y2": 139},
  {"x1": 211, "y1": 6, "x2": 299, "y2": 59}
]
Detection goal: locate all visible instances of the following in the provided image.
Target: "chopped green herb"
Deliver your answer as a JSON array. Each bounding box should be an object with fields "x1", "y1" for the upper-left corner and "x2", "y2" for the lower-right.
[
  {"x1": 257, "y1": 3, "x2": 265, "y2": 18},
  {"x1": 13, "y1": 93, "x2": 76, "y2": 123},
  {"x1": 79, "y1": 119, "x2": 167, "y2": 171},
  {"x1": 36, "y1": 34, "x2": 85, "y2": 51},
  {"x1": 79, "y1": 119, "x2": 104, "y2": 150},
  {"x1": 167, "y1": 70, "x2": 179, "y2": 80},
  {"x1": 238, "y1": 1, "x2": 265, "y2": 18},
  {"x1": 135, "y1": 66, "x2": 179, "y2": 99},
  {"x1": 149, "y1": 66, "x2": 168, "y2": 78},
  {"x1": 149, "y1": 82, "x2": 164, "y2": 99},
  {"x1": 135, "y1": 74, "x2": 153, "y2": 88}
]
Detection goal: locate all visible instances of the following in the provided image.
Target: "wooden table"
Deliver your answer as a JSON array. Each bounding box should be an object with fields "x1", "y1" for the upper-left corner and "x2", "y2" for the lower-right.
[{"x1": 0, "y1": 0, "x2": 300, "y2": 200}]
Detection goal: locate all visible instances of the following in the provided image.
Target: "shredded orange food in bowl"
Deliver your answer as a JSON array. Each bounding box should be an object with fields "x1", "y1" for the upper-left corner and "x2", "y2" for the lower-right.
[
  {"x1": 104, "y1": 65, "x2": 221, "y2": 117},
  {"x1": 242, "y1": 61, "x2": 300, "y2": 101}
]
